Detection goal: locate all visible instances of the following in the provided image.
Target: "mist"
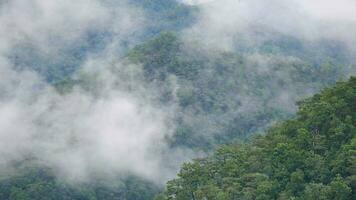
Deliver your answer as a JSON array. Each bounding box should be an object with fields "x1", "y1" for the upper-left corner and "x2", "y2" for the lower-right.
[
  {"x1": 0, "y1": 0, "x2": 355, "y2": 189},
  {"x1": 172, "y1": 0, "x2": 356, "y2": 144},
  {"x1": 0, "y1": 0, "x2": 191, "y2": 184},
  {"x1": 182, "y1": 0, "x2": 356, "y2": 54}
]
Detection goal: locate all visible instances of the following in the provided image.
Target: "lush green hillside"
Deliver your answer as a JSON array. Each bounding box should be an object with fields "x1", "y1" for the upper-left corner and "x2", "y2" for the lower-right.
[
  {"x1": 13, "y1": 0, "x2": 195, "y2": 83},
  {"x1": 0, "y1": 167, "x2": 160, "y2": 200},
  {"x1": 156, "y1": 77, "x2": 356, "y2": 200},
  {"x1": 129, "y1": 0, "x2": 196, "y2": 36},
  {"x1": 127, "y1": 32, "x2": 353, "y2": 150},
  {"x1": 50, "y1": 31, "x2": 356, "y2": 200},
  {"x1": 2, "y1": 1, "x2": 356, "y2": 200}
]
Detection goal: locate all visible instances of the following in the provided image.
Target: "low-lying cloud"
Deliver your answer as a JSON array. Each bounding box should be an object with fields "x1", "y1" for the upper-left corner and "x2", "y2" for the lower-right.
[
  {"x1": 183, "y1": 0, "x2": 356, "y2": 53},
  {"x1": 1, "y1": 0, "x2": 355, "y2": 186},
  {"x1": 0, "y1": 0, "x2": 189, "y2": 184},
  {"x1": 0, "y1": 63, "x2": 180, "y2": 183}
]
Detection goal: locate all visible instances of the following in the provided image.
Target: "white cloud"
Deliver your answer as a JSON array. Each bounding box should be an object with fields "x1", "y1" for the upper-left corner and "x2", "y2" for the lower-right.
[
  {"x1": 183, "y1": 0, "x2": 356, "y2": 51},
  {"x1": 297, "y1": 0, "x2": 356, "y2": 21},
  {"x1": 0, "y1": 0, "x2": 142, "y2": 59},
  {"x1": 0, "y1": 0, "x2": 188, "y2": 184}
]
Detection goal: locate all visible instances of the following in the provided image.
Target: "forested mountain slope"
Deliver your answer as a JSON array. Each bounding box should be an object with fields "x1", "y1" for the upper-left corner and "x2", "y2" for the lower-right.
[
  {"x1": 129, "y1": 0, "x2": 196, "y2": 36},
  {"x1": 11, "y1": 0, "x2": 195, "y2": 83},
  {"x1": 1, "y1": 1, "x2": 356, "y2": 199},
  {"x1": 0, "y1": 167, "x2": 160, "y2": 200},
  {"x1": 13, "y1": 29, "x2": 354, "y2": 200},
  {"x1": 156, "y1": 76, "x2": 356, "y2": 200},
  {"x1": 127, "y1": 32, "x2": 354, "y2": 150}
]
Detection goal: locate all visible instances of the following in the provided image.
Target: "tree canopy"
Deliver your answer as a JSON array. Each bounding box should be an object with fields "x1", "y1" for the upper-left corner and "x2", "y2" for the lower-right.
[{"x1": 157, "y1": 77, "x2": 356, "y2": 200}]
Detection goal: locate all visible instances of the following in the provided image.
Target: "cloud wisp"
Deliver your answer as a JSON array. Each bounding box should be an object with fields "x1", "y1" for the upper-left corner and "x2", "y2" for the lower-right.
[
  {"x1": 1, "y1": 0, "x2": 355, "y2": 186},
  {"x1": 183, "y1": 0, "x2": 356, "y2": 53},
  {"x1": 0, "y1": 0, "x2": 189, "y2": 184}
]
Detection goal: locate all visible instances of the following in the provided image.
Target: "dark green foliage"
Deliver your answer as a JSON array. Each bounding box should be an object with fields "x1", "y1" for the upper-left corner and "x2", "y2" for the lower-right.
[
  {"x1": 13, "y1": 0, "x2": 196, "y2": 83},
  {"x1": 48, "y1": 31, "x2": 356, "y2": 200},
  {"x1": 129, "y1": 0, "x2": 196, "y2": 34},
  {"x1": 128, "y1": 32, "x2": 353, "y2": 150},
  {"x1": 158, "y1": 77, "x2": 356, "y2": 199},
  {"x1": 3, "y1": 1, "x2": 355, "y2": 200},
  {"x1": 0, "y1": 168, "x2": 160, "y2": 200}
]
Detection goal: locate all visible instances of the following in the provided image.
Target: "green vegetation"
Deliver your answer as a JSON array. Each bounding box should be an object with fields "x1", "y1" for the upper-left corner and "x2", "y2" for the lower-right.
[
  {"x1": 157, "y1": 77, "x2": 356, "y2": 200},
  {"x1": 5, "y1": 4, "x2": 356, "y2": 196},
  {"x1": 0, "y1": 168, "x2": 160, "y2": 200},
  {"x1": 129, "y1": 0, "x2": 196, "y2": 36},
  {"x1": 49, "y1": 31, "x2": 356, "y2": 200},
  {"x1": 128, "y1": 32, "x2": 353, "y2": 150},
  {"x1": 1, "y1": 0, "x2": 356, "y2": 199},
  {"x1": 14, "y1": 0, "x2": 196, "y2": 83}
]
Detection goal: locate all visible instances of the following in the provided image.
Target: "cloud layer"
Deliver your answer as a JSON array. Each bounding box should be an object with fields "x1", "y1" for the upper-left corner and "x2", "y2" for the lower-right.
[
  {"x1": 0, "y1": 0, "x2": 187, "y2": 184},
  {"x1": 0, "y1": 0, "x2": 355, "y2": 185},
  {"x1": 183, "y1": 0, "x2": 356, "y2": 52}
]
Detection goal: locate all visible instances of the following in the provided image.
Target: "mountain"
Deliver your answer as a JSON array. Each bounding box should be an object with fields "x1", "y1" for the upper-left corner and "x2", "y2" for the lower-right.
[
  {"x1": 157, "y1": 76, "x2": 356, "y2": 200},
  {"x1": 16, "y1": 28, "x2": 355, "y2": 200},
  {"x1": 127, "y1": 31, "x2": 353, "y2": 150},
  {"x1": 1, "y1": 1, "x2": 356, "y2": 200},
  {"x1": 11, "y1": 0, "x2": 196, "y2": 83},
  {"x1": 0, "y1": 167, "x2": 160, "y2": 200}
]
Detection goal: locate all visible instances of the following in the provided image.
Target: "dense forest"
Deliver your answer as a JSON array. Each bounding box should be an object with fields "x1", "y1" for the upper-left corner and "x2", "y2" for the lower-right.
[
  {"x1": 0, "y1": 0, "x2": 355, "y2": 200},
  {"x1": 0, "y1": 168, "x2": 159, "y2": 200},
  {"x1": 156, "y1": 77, "x2": 356, "y2": 200},
  {"x1": 127, "y1": 32, "x2": 353, "y2": 150}
]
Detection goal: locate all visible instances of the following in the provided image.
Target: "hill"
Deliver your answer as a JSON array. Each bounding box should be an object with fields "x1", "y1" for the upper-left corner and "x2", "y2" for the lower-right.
[
  {"x1": 157, "y1": 76, "x2": 356, "y2": 200},
  {"x1": 127, "y1": 32, "x2": 354, "y2": 150}
]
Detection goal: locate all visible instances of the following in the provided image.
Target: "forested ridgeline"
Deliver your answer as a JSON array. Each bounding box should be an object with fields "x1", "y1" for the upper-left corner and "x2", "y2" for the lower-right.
[
  {"x1": 126, "y1": 32, "x2": 354, "y2": 150},
  {"x1": 0, "y1": 168, "x2": 160, "y2": 200},
  {"x1": 156, "y1": 77, "x2": 356, "y2": 200},
  {"x1": 27, "y1": 30, "x2": 355, "y2": 200},
  {"x1": 2, "y1": 1, "x2": 356, "y2": 198}
]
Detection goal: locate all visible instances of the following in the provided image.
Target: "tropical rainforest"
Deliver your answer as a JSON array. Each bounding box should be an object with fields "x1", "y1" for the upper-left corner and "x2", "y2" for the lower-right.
[
  {"x1": 0, "y1": 0, "x2": 355, "y2": 200},
  {"x1": 156, "y1": 77, "x2": 356, "y2": 200}
]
